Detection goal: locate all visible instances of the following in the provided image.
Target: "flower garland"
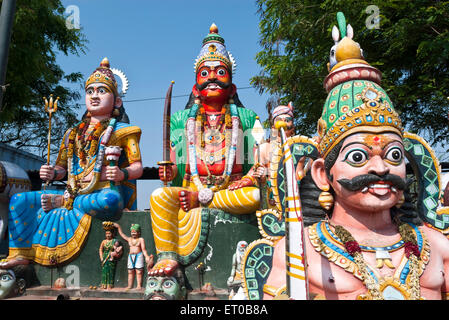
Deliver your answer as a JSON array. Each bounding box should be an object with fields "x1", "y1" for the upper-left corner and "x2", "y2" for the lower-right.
[
  {"x1": 75, "y1": 119, "x2": 108, "y2": 166},
  {"x1": 64, "y1": 117, "x2": 117, "y2": 209},
  {"x1": 186, "y1": 100, "x2": 239, "y2": 205},
  {"x1": 331, "y1": 220, "x2": 422, "y2": 300},
  {"x1": 196, "y1": 105, "x2": 231, "y2": 148}
]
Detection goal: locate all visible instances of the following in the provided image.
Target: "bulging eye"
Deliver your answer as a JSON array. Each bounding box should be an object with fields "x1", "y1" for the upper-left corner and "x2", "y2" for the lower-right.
[
  {"x1": 200, "y1": 70, "x2": 209, "y2": 77},
  {"x1": 217, "y1": 68, "x2": 226, "y2": 76},
  {"x1": 385, "y1": 147, "x2": 403, "y2": 163},
  {"x1": 147, "y1": 278, "x2": 158, "y2": 288},
  {"x1": 98, "y1": 88, "x2": 106, "y2": 94},
  {"x1": 1, "y1": 274, "x2": 12, "y2": 281},
  {"x1": 162, "y1": 279, "x2": 174, "y2": 289},
  {"x1": 86, "y1": 88, "x2": 94, "y2": 95},
  {"x1": 344, "y1": 149, "x2": 368, "y2": 165}
]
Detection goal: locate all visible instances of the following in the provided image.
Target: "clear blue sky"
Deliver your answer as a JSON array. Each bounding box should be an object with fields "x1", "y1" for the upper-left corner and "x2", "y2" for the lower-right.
[{"x1": 58, "y1": 0, "x2": 271, "y2": 209}]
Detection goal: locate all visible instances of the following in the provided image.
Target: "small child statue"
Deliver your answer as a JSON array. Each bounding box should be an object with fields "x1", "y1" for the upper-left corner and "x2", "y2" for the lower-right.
[{"x1": 113, "y1": 222, "x2": 153, "y2": 290}]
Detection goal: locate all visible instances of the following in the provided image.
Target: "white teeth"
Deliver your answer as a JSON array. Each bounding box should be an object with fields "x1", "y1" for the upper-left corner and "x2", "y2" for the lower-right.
[
  {"x1": 368, "y1": 184, "x2": 391, "y2": 189},
  {"x1": 362, "y1": 187, "x2": 369, "y2": 193},
  {"x1": 206, "y1": 83, "x2": 221, "y2": 89}
]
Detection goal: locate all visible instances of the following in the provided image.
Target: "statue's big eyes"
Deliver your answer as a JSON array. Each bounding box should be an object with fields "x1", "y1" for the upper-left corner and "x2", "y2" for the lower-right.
[
  {"x1": 385, "y1": 146, "x2": 403, "y2": 164},
  {"x1": 217, "y1": 68, "x2": 226, "y2": 76},
  {"x1": 86, "y1": 88, "x2": 94, "y2": 95},
  {"x1": 147, "y1": 278, "x2": 158, "y2": 288},
  {"x1": 200, "y1": 70, "x2": 209, "y2": 77},
  {"x1": 1, "y1": 274, "x2": 12, "y2": 282},
  {"x1": 344, "y1": 148, "x2": 368, "y2": 166},
  {"x1": 162, "y1": 279, "x2": 174, "y2": 289}
]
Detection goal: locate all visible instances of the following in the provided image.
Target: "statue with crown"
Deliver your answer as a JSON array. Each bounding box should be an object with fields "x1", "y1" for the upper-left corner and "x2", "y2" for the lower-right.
[
  {"x1": 241, "y1": 12, "x2": 449, "y2": 300},
  {"x1": 0, "y1": 58, "x2": 143, "y2": 269},
  {"x1": 148, "y1": 24, "x2": 265, "y2": 285}
]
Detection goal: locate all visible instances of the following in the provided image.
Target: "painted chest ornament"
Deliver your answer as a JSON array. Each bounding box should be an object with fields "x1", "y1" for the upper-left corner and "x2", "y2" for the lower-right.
[{"x1": 309, "y1": 221, "x2": 430, "y2": 300}]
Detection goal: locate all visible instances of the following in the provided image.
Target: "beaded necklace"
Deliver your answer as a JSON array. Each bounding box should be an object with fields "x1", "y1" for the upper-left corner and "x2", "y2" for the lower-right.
[
  {"x1": 309, "y1": 219, "x2": 429, "y2": 300},
  {"x1": 186, "y1": 100, "x2": 239, "y2": 205},
  {"x1": 64, "y1": 117, "x2": 117, "y2": 209}
]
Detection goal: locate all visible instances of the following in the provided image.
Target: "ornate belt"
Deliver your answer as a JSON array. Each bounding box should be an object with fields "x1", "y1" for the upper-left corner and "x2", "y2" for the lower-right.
[{"x1": 184, "y1": 173, "x2": 242, "y2": 188}]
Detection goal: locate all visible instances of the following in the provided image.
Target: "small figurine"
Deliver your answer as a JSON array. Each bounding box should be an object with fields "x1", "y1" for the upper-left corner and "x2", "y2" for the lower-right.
[
  {"x1": 113, "y1": 222, "x2": 153, "y2": 290},
  {"x1": 227, "y1": 240, "x2": 248, "y2": 299},
  {"x1": 99, "y1": 221, "x2": 123, "y2": 290}
]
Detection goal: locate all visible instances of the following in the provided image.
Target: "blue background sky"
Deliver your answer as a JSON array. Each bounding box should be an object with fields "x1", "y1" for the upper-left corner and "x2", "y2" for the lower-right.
[{"x1": 58, "y1": 0, "x2": 271, "y2": 209}]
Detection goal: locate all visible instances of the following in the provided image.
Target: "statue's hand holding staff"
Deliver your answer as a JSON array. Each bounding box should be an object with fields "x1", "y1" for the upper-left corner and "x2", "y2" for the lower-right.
[
  {"x1": 105, "y1": 165, "x2": 125, "y2": 182},
  {"x1": 40, "y1": 164, "x2": 56, "y2": 182}
]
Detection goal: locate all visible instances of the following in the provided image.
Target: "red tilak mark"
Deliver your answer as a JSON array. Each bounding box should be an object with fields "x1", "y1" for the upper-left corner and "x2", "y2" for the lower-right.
[{"x1": 373, "y1": 136, "x2": 380, "y2": 142}]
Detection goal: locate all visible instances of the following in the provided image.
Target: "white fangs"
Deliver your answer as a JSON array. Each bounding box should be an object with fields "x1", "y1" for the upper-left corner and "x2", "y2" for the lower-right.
[{"x1": 206, "y1": 83, "x2": 222, "y2": 90}]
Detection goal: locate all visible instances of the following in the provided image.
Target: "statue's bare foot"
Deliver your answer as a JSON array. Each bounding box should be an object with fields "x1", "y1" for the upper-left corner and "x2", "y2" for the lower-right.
[
  {"x1": 41, "y1": 194, "x2": 63, "y2": 212},
  {"x1": 0, "y1": 257, "x2": 30, "y2": 269},
  {"x1": 148, "y1": 259, "x2": 179, "y2": 277},
  {"x1": 178, "y1": 190, "x2": 199, "y2": 212}
]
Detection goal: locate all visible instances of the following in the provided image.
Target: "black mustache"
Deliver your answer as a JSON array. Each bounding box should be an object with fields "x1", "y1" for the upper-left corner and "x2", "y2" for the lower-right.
[
  {"x1": 337, "y1": 174, "x2": 408, "y2": 192},
  {"x1": 196, "y1": 79, "x2": 231, "y2": 91},
  {"x1": 144, "y1": 292, "x2": 174, "y2": 300}
]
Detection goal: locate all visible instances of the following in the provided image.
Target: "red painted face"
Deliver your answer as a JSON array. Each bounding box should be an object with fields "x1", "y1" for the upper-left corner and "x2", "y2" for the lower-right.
[
  {"x1": 329, "y1": 132, "x2": 406, "y2": 213},
  {"x1": 194, "y1": 61, "x2": 234, "y2": 105}
]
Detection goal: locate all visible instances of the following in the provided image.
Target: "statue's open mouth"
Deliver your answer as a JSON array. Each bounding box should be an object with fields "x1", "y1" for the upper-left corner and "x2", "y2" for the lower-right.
[
  {"x1": 361, "y1": 181, "x2": 398, "y2": 196},
  {"x1": 205, "y1": 83, "x2": 222, "y2": 90}
]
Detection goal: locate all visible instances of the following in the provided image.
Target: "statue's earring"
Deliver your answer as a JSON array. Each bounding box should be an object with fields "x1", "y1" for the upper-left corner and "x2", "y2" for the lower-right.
[
  {"x1": 112, "y1": 107, "x2": 120, "y2": 117},
  {"x1": 86, "y1": 111, "x2": 92, "y2": 117},
  {"x1": 395, "y1": 192, "x2": 405, "y2": 209},
  {"x1": 318, "y1": 185, "x2": 334, "y2": 211}
]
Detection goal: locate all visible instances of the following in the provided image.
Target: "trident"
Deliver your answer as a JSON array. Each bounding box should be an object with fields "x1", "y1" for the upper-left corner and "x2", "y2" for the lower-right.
[{"x1": 43, "y1": 94, "x2": 59, "y2": 187}]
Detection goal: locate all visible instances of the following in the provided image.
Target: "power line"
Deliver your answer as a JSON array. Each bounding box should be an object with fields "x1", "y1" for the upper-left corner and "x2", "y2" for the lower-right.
[{"x1": 78, "y1": 86, "x2": 255, "y2": 105}]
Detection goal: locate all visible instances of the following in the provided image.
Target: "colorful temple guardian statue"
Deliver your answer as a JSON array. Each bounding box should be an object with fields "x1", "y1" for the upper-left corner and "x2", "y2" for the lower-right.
[
  {"x1": 243, "y1": 12, "x2": 449, "y2": 300},
  {"x1": 149, "y1": 24, "x2": 263, "y2": 274},
  {"x1": 0, "y1": 58, "x2": 143, "y2": 268}
]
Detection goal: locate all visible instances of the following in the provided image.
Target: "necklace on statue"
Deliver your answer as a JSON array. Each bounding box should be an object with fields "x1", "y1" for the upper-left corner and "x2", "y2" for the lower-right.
[
  {"x1": 309, "y1": 219, "x2": 430, "y2": 300},
  {"x1": 186, "y1": 99, "x2": 239, "y2": 205}
]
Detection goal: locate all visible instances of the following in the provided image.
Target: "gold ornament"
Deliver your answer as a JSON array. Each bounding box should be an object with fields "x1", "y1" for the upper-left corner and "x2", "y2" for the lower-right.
[
  {"x1": 395, "y1": 192, "x2": 405, "y2": 208},
  {"x1": 318, "y1": 187, "x2": 334, "y2": 211}
]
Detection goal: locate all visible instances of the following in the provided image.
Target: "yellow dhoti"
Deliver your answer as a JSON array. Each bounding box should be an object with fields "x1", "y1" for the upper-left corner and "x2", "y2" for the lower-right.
[{"x1": 149, "y1": 186, "x2": 260, "y2": 263}]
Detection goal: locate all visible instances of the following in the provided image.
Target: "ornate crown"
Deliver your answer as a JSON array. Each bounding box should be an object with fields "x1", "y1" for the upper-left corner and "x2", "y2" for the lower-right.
[
  {"x1": 318, "y1": 85, "x2": 403, "y2": 157},
  {"x1": 193, "y1": 24, "x2": 237, "y2": 74},
  {"x1": 318, "y1": 13, "x2": 403, "y2": 157},
  {"x1": 85, "y1": 57, "x2": 129, "y2": 97}
]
